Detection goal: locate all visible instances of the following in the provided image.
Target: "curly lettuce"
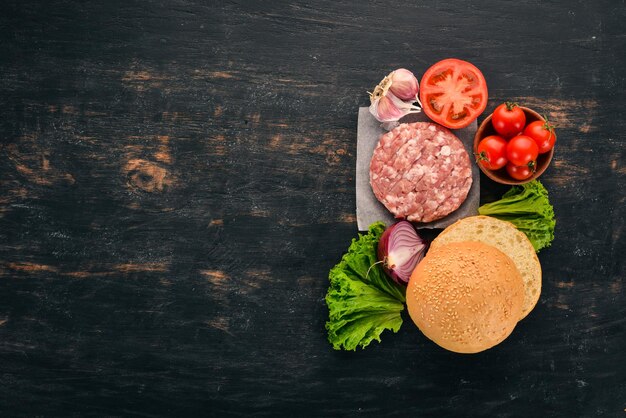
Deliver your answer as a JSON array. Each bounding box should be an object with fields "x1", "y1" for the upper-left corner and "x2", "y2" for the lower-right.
[
  {"x1": 325, "y1": 222, "x2": 406, "y2": 351},
  {"x1": 478, "y1": 180, "x2": 556, "y2": 252}
]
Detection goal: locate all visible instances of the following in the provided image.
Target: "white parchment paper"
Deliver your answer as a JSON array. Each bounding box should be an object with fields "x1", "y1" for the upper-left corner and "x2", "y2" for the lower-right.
[{"x1": 356, "y1": 107, "x2": 479, "y2": 231}]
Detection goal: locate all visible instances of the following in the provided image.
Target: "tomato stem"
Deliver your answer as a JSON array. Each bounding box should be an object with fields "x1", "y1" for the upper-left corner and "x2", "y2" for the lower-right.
[
  {"x1": 474, "y1": 151, "x2": 490, "y2": 163},
  {"x1": 505, "y1": 101, "x2": 519, "y2": 111},
  {"x1": 542, "y1": 114, "x2": 556, "y2": 132}
]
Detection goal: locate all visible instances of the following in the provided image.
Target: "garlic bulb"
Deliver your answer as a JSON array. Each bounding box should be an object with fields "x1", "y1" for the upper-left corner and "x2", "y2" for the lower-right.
[{"x1": 369, "y1": 69, "x2": 421, "y2": 123}]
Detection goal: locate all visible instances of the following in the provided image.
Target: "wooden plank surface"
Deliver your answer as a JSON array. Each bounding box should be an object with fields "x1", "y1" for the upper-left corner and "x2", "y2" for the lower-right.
[{"x1": 0, "y1": 1, "x2": 624, "y2": 416}]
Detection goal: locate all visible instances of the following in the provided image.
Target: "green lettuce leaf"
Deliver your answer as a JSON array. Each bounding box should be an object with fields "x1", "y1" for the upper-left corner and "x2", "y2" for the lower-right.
[
  {"x1": 478, "y1": 180, "x2": 556, "y2": 252},
  {"x1": 325, "y1": 222, "x2": 406, "y2": 351}
]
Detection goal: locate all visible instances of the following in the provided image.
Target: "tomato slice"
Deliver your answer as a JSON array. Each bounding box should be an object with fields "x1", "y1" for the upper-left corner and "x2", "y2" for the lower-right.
[{"x1": 419, "y1": 59, "x2": 488, "y2": 129}]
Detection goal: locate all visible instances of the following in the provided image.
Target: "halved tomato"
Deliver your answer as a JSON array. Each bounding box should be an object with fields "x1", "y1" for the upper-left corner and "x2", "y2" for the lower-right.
[{"x1": 419, "y1": 59, "x2": 488, "y2": 129}]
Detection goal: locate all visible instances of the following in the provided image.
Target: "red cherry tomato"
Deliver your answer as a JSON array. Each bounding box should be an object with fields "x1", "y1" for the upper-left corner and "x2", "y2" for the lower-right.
[
  {"x1": 492, "y1": 102, "x2": 526, "y2": 138},
  {"x1": 507, "y1": 135, "x2": 539, "y2": 167},
  {"x1": 524, "y1": 119, "x2": 556, "y2": 154},
  {"x1": 476, "y1": 135, "x2": 508, "y2": 170},
  {"x1": 506, "y1": 162, "x2": 535, "y2": 180},
  {"x1": 419, "y1": 59, "x2": 488, "y2": 129}
]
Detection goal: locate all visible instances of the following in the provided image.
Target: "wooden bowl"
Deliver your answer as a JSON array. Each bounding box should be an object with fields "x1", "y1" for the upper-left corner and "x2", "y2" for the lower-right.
[{"x1": 473, "y1": 106, "x2": 555, "y2": 185}]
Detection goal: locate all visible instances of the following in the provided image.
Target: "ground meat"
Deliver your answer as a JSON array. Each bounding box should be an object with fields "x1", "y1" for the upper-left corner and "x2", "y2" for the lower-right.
[{"x1": 369, "y1": 122, "x2": 472, "y2": 223}]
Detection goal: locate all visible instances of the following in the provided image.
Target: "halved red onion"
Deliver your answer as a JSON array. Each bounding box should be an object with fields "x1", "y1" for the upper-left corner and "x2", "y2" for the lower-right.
[{"x1": 377, "y1": 221, "x2": 428, "y2": 285}]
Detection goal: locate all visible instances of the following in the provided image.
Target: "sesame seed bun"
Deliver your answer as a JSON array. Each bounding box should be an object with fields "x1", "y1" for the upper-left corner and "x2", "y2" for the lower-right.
[
  {"x1": 406, "y1": 241, "x2": 524, "y2": 354},
  {"x1": 430, "y1": 216, "x2": 541, "y2": 320}
]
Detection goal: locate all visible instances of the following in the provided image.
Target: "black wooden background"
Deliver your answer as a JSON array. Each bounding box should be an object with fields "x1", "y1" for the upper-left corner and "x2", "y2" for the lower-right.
[{"x1": 0, "y1": 1, "x2": 624, "y2": 416}]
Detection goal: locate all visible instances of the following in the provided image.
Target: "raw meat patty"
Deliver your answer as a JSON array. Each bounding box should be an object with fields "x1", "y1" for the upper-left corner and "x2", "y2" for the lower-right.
[{"x1": 369, "y1": 122, "x2": 472, "y2": 223}]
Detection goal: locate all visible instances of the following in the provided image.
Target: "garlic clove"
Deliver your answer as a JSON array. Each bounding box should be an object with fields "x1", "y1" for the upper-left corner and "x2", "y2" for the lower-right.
[
  {"x1": 369, "y1": 90, "x2": 421, "y2": 123},
  {"x1": 387, "y1": 89, "x2": 419, "y2": 111},
  {"x1": 389, "y1": 68, "x2": 419, "y2": 101},
  {"x1": 370, "y1": 93, "x2": 404, "y2": 122}
]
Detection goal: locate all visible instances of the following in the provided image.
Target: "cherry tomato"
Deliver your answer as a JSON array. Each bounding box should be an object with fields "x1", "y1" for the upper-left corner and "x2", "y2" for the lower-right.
[
  {"x1": 524, "y1": 119, "x2": 556, "y2": 154},
  {"x1": 492, "y1": 102, "x2": 526, "y2": 138},
  {"x1": 506, "y1": 162, "x2": 535, "y2": 180},
  {"x1": 506, "y1": 135, "x2": 539, "y2": 167},
  {"x1": 419, "y1": 59, "x2": 488, "y2": 129},
  {"x1": 476, "y1": 135, "x2": 508, "y2": 170}
]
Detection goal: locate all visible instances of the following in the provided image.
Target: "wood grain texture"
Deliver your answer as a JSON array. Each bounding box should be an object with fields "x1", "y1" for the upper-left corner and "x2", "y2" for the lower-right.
[{"x1": 0, "y1": 0, "x2": 624, "y2": 416}]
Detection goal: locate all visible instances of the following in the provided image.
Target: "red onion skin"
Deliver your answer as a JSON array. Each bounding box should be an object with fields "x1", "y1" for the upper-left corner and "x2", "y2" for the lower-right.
[
  {"x1": 377, "y1": 221, "x2": 428, "y2": 286},
  {"x1": 377, "y1": 223, "x2": 396, "y2": 281},
  {"x1": 377, "y1": 223, "x2": 401, "y2": 283}
]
